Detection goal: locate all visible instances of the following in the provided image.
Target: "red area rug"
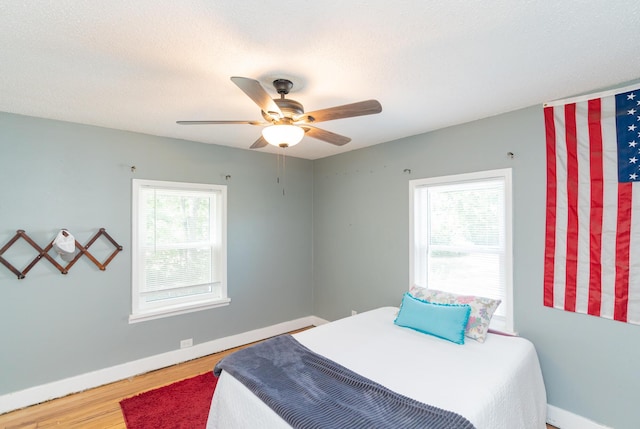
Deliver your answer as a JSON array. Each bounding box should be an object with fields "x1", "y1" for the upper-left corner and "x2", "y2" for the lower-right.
[{"x1": 120, "y1": 372, "x2": 218, "y2": 429}]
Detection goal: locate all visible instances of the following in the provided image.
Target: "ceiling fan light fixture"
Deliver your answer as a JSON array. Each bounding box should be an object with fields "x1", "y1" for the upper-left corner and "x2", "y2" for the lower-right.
[
  {"x1": 262, "y1": 124, "x2": 304, "y2": 148},
  {"x1": 177, "y1": 76, "x2": 382, "y2": 150}
]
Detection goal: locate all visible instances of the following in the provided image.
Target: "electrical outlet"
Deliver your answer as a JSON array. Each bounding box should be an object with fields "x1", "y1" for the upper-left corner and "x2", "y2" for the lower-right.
[
  {"x1": 351, "y1": 310, "x2": 357, "y2": 316},
  {"x1": 180, "y1": 338, "x2": 193, "y2": 349}
]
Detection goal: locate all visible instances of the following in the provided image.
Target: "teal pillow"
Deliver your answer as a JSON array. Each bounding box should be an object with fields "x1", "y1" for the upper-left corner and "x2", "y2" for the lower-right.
[{"x1": 394, "y1": 292, "x2": 471, "y2": 344}]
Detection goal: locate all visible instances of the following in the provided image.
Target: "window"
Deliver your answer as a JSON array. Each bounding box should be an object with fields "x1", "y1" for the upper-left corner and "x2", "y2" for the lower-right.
[
  {"x1": 130, "y1": 179, "x2": 228, "y2": 323},
  {"x1": 409, "y1": 169, "x2": 513, "y2": 333}
]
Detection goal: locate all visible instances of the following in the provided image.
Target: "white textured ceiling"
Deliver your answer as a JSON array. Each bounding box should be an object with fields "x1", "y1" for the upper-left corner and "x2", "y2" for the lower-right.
[{"x1": 1, "y1": 1, "x2": 639, "y2": 159}]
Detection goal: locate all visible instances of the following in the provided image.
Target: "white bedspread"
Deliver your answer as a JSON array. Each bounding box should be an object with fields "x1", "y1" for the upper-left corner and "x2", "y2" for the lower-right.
[{"x1": 207, "y1": 307, "x2": 547, "y2": 429}]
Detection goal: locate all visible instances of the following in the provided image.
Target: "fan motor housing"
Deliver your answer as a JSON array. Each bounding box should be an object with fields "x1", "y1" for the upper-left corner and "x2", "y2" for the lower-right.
[{"x1": 262, "y1": 98, "x2": 304, "y2": 120}]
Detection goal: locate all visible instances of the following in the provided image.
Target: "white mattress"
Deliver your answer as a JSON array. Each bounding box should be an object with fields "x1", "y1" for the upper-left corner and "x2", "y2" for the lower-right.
[{"x1": 207, "y1": 307, "x2": 547, "y2": 429}]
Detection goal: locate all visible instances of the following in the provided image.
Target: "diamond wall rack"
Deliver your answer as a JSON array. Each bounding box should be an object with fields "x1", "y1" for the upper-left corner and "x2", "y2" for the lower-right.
[{"x1": 0, "y1": 229, "x2": 122, "y2": 279}]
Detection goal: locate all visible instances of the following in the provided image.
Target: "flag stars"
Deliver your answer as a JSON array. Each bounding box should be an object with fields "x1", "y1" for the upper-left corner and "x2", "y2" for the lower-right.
[
  {"x1": 630, "y1": 124, "x2": 638, "y2": 132},
  {"x1": 629, "y1": 108, "x2": 638, "y2": 115},
  {"x1": 631, "y1": 173, "x2": 639, "y2": 180},
  {"x1": 630, "y1": 157, "x2": 638, "y2": 164},
  {"x1": 628, "y1": 93, "x2": 637, "y2": 101},
  {"x1": 630, "y1": 141, "x2": 638, "y2": 147}
]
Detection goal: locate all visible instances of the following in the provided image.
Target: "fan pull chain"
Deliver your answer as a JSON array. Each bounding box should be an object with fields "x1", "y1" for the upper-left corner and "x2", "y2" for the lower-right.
[
  {"x1": 281, "y1": 148, "x2": 286, "y2": 196},
  {"x1": 276, "y1": 149, "x2": 286, "y2": 196}
]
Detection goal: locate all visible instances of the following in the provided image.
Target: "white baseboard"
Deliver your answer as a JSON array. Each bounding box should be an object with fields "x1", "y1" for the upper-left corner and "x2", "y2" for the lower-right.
[
  {"x1": 309, "y1": 315, "x2": 329, "y2": 326},
  {"x1": 0, "y1": 315, "x2": 318, "y2": 415},
  {"x1": 547, "y1": 404, "x2": 613, "y2": 429}
]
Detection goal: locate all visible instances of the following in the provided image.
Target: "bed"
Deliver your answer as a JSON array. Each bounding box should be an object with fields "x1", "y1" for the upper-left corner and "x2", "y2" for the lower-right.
[{"x1": 206, "y1": 306, "x2": 547, "y2": 429}]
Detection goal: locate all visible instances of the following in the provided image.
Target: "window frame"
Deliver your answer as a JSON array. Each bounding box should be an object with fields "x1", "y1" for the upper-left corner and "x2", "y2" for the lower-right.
[
  {"x1": 409, "y1": 168, "x2": 514, "y2": 333},
  {"x1": 130, "y1": 179, "x2": 229, "y2": 323}
]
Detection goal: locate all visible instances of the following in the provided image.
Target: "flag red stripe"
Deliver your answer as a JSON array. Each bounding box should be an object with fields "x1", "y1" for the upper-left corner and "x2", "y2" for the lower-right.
[
  {"x1": 587, "y1": 99, "x2": 603, "y2": 315},
  {"x1": 564, "y1": 104, "x2": 579, "y2": 312},
  {"x1": 614, "y1": 183, "x2": 632, "y2": 322},
  {"x1": 543, "y1": 106, "x2": 557, "y2": 307}
]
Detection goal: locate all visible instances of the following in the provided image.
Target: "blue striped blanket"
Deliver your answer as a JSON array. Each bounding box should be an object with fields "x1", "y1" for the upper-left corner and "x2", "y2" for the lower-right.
[{"x1": 214, "y1": 334, "x2": 476, "y2": 429}]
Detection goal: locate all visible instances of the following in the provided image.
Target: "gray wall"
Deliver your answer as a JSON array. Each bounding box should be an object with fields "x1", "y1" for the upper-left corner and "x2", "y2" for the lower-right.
[
  {"x1": 313, "y1": 106, "x2": 640, "y2": 429},
  {"x1": 3, "y1": 105, "x2": 639, "y2": 429},
  {"x1": 0, "y1": 112, "x2": 313, "y2": 394}
]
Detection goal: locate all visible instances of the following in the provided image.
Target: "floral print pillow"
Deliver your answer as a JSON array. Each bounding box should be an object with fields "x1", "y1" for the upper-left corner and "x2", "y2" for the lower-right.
[{"x1": 409, "y1": 286, "x2": 501, "y2": 343}]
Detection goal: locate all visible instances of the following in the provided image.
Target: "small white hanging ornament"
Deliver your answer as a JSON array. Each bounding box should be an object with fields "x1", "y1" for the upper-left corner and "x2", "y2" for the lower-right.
[{"x1": 52, "y1": 229, "x2": 76, "y2": 262}]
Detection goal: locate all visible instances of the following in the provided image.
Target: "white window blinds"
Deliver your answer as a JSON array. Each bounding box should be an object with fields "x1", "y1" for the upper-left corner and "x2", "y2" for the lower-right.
[
  {"x1": 415, "y1": 179, "x2": 505, "y2": 314},
  {"x1": 141, "y1": 187, "x2": 220, "y2": 299}
]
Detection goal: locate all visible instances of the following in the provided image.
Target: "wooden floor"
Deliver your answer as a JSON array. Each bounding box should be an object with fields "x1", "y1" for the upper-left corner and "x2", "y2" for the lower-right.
[
  {"x1": 0, "y1": 335, "x2": 275, "y2": 429},
  {"x1": 0, "y1": 330, "x2": 559, "y2": 429}
]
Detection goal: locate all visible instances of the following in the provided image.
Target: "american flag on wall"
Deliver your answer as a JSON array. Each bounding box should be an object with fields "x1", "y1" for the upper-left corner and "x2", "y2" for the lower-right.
[{"x1": 544, "y1": 84, "x2": 640, "y2": 324}]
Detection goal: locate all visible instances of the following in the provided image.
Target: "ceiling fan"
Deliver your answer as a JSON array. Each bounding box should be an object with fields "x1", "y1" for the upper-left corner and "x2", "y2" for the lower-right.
[{"x1": 177, "y1": 76, "x2": 382, "y2": 149}]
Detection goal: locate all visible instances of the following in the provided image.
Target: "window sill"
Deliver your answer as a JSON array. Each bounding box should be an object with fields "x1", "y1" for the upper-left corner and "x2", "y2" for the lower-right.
[
  {"x1": 129, "y1": 298, "x2": 231, "y2": 324},
  {"x1": 488, "y1": 318, "x2": 516, "y2": 336}
]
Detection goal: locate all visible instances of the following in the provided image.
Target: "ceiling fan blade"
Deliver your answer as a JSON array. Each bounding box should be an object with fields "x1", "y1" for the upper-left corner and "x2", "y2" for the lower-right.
[
  {"x1": 176, "y1": 120, "x2": 266, "y2": 125},
  {"x1": 231, "y1": 76, "x2": 283, "y2": 119},
  {"x1": 250, "y1": 135, "x2": 269, "y2": 149},
  {"x1": 297, "y1": 99, "x2": 382, "y2": 124},
  {"x1": 302, "y1": 126, "x2": 351, "y2": 146}
]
